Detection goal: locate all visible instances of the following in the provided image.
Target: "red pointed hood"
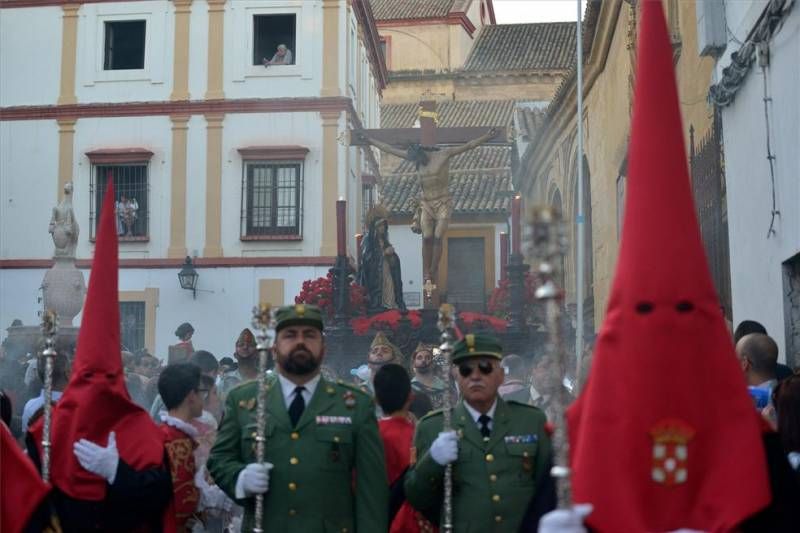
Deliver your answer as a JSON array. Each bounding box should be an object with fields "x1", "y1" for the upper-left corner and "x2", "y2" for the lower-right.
[
  {"x1": 567, "y1": 2, "x2": 770, "y2": 531},
  {"x1": 30, "y1": 184, "x2": 164, "y2": 501}
]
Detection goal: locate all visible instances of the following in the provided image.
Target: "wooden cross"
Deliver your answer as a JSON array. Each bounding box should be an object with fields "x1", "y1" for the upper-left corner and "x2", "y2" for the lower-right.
[{"x1": 350, "y1": 99, "x2": 505, "y2": 148}]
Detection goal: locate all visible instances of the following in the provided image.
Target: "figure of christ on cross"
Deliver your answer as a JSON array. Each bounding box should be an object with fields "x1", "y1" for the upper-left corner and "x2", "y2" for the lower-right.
[{"x1": 353, "y1": 101, "x2": 499, "y2": 288}]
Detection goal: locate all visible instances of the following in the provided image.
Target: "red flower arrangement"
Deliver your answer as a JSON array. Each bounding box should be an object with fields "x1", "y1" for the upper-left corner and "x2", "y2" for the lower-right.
[
  {"x1": 487, "y1": 271, "x2": 541, "y2": 321},
  {"x1": 459, "y1": 311, "x2": 508, "y2": 333},
  {"x1": 295, "y1": 272, "x2": 367, "y2": 317},
  {"x1": 350, "y1": 310, "x2": 422, "y2": 336}
]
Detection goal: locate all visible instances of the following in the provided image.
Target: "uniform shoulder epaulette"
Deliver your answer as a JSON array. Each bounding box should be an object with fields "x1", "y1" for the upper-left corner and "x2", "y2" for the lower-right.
[
  {"x1": 506, "y1": 399, "x2": 539, "y2": 409},
  {"x1": 228, "y1": 380, "x2": 257, "y2": 396},
  {"x1": 418, "y1": 408, "x2": 445, "y2": 423},
  {"x1": 228, "y1": 374, "x2": 276, "y2": 396},
  {"x1": 334, "y1": 379, "x2": 372, "y2": 399}
]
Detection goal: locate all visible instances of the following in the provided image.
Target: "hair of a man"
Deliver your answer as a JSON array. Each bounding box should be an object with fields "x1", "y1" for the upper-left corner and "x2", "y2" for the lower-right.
[
  {"x1": 734, "y1": 320, "x2": 767, "y2": 343},
  {"x1": 374, "y1": 363, "x2": 411, "y2": 415},
  {"x1": 739, "y1": 333, "x2": 778, "y2": 378},
  {"x1": 158, "y1": 363, "x2": 202, "y2": 410},
  {"x1": 190, "y1": 350, "x2": 219, "y2": 374},
  {"x1": 501, "y1": 354, "x2": 525, "y2": 378}
]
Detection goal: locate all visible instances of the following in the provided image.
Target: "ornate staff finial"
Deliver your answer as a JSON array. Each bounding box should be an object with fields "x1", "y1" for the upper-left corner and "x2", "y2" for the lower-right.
[
  {"x1": 528, "y1": 205, "x2": 572, "y2": 507},
  {"x1": 40, "y1": 308, "x2": 59, "y2": 482},
  {"x1": 250, "y1": 302, "x2": 275, "y2": 533},
  {"x1": 436, "y1": 302, "x2": 457, "y2": 532}
]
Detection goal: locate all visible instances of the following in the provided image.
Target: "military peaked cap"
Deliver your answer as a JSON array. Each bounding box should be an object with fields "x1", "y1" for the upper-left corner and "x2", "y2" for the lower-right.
[
  {"x1": 275, "y1": 304, "x2": 325, "y2": 332},
  {"x1": 452, "y1": 333, "x2": 503, "y2": 363}
]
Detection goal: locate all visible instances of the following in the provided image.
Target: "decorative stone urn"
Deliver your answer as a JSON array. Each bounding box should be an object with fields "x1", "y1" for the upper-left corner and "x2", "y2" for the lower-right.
[{"x1": 42, "y1": 182, "x2": 86, "y2": 325}]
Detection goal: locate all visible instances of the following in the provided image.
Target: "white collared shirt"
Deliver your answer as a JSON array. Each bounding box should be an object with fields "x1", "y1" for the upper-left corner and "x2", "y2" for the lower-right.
[
  {"x1": 463, "y1": 398, "x2": 498, "y2": 432},
  {"x1": 277, "y1": 372, "x2": 320, "y2": 408},
  {"x1": 22, "y1": 390, "x2": 63, "y2": 429}
]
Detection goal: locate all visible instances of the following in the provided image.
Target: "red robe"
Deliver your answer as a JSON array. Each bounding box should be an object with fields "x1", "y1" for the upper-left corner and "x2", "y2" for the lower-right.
[
  {"x1": 566, "y1": 2, "x2": 770, "y2": 531},
  {"x1": 160, "y1": 422, "x2": 200, "y2": 533},
  {"x1": 379, "y1": 417, "x2": 436, "y2": 533},
  {"x1": 1, "y1": 423, "x2": 50, "y2": 533}
]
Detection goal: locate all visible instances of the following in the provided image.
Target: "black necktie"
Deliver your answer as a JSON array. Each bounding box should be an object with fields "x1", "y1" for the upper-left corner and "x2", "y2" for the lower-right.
[
  {"x1": 478, "y1": 414, "x2": 492, "y2": 439},
  {"x1": 288, "y1": 386, "x2": 306, "y2": 427}
]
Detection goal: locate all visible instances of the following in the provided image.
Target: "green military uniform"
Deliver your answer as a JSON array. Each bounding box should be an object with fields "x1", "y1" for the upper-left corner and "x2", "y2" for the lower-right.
[
  {"x1": 207, "y1": 305, "x2": 388, "y2": 533},
  {"x1": 404, "y1": 334, "x2": 553, "y2": 532}
]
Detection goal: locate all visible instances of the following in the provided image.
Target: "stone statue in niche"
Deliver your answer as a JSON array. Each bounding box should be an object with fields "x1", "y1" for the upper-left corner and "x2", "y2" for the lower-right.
[{"x1": 358, "y1": 205, "x2": 406, "y2": 314}]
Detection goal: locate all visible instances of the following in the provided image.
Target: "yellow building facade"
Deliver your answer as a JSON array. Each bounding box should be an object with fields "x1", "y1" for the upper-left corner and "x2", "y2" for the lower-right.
[{"x1": 520, "y1": 0, "x2": 717, "y2": 331}]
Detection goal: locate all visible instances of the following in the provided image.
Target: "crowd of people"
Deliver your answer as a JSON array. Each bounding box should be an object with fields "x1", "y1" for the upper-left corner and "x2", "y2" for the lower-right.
[{"x1": 3, "y1": 307, "x2": 798, "y2": 533}]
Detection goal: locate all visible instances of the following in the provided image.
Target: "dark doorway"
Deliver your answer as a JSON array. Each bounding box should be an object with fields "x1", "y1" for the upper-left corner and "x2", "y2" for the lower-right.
[{"x1": 447, "y1": 237, "x2": 486, "y2": 312}]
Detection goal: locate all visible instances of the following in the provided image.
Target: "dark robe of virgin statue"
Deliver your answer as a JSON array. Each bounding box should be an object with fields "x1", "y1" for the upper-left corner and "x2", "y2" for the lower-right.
[{"x1": 359, "y1": 206, "x2": 406, "y2": 314}]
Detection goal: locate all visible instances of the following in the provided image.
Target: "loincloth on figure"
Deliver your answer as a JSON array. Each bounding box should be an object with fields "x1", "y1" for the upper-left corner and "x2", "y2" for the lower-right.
[{"x1": 420, "y1": 196, "x2": 453, "y2": 223}]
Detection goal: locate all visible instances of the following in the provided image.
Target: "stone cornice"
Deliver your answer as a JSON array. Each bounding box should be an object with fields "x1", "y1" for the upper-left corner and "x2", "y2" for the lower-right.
[{"x1": 0, "y1": 96, "x2": 353, "y2": 121}]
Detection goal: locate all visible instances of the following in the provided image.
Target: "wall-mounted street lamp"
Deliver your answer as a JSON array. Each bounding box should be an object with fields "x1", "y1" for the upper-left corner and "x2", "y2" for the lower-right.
[{"x1": 178, "y1": 256, "x2": 199, "y2": 299}]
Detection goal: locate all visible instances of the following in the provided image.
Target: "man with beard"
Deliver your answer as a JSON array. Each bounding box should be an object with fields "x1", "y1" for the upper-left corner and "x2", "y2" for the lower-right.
[
  {"x1": 410, "y1": 343, "x2": 447, "y2": 410},
  {"x1": 208, "y1": 304, "x2": 388, "y2": 532},
  {"x1": 357, "y1": 332, "x2": 404, "y2": 396},
  {"x1": 217, "y1": 328, "x2": 261, "y2": 402}
]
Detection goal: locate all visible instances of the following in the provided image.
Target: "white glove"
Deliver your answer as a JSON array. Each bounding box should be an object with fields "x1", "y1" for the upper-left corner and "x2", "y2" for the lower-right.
[
  {"x1": 234, "y1": 462, "x2": 273, "y2": 498},
  {"x1": 430, "y1": 430, "x2": 459, "y2": 466},
  {"x1": 538, "y1": 503, "x2": 593, "y2": 533},
  {"x1": 195, "y1": 465, "x2": 233, "y2": 512},
  {"x1": 73, "y1": 431, "x2": 120, "y2": 484}
]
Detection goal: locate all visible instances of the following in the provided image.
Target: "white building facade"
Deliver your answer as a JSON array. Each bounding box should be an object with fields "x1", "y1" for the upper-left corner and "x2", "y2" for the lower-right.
[
  {"x1": 0, "y1": 0, "x2": 387, "y2": 359},
  {"x1": 702, "y1": 0, "x2": 799, "y2": 363}
]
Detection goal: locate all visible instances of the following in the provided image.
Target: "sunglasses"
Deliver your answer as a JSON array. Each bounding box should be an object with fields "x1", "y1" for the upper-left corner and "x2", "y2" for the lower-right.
[{"x1": 458, "y1": 360, "x2": 495, "y2": 378}]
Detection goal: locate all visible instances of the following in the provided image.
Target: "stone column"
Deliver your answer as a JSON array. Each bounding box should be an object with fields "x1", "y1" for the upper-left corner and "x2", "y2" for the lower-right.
[
  {"x1": 170, "y1": 0, "x2": 193, "y2": 101},
  {"x1": 321, "y1": 0, "x2": 340, "y2": 97},
  {"x1": 203, "y1": 113, "x2": 225, "y2": 257},
  {"x1": 205, "y1": 0, "x2": 226, "y2": 100},
  {"x1": 168, "y1": 115, "x2": 190, "y2": 258},
  {"x1": 57, "y1": 119, "x2": 77, "y2": 200},
  {"x1": 58, "y1": 3, "x2": 80, "y2": 105},
  {"x1": 319, "y1": 111, "x2": 341, "y2": 256}
]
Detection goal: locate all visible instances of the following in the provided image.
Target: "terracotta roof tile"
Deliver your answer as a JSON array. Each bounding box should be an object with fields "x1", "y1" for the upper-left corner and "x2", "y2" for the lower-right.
[
  {"x1": 380, "y1": 99, "x2": 516, "y2": 129},
  {"x1": 370, "y1": 0, "x2": 455, "y2": 21},
  {"x1": 392, "y1": 145, "x2": 510, "y2": 173},
  {"x1": 382, "y1": 169, "x2": 512, "y2": 215},
  {"x1": 463, "y1": 22, "x2": 576, "y2": 72}
]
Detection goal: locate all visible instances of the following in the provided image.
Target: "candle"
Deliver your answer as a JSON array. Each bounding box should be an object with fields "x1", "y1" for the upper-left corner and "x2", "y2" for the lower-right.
[
  {"x1": 355, "y1": 234, "x2": 363, "y2": 266},
  {"x1": 336, "y1": 199, "x2": 346, "y2": 256},
  {"x1": 500, "y1": 232, "x2": 509, "y2": 280},
  {"x1": 512, "y1": 195, "x2": 521, "y2": 255}
]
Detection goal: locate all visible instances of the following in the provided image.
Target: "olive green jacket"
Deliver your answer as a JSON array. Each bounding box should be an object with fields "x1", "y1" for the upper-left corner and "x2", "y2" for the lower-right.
[
  {"x1": 207, "y1": 375, "x2": 388, "y2": 532},
  {"x1": 404, "y1": 398, "x2": 551, "y2": 533}
]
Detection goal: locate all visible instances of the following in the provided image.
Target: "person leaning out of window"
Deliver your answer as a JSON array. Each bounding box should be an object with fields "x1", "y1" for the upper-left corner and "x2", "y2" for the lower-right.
[{"x1": 263, "y1": 44, "x2": 293, "y2": 67}]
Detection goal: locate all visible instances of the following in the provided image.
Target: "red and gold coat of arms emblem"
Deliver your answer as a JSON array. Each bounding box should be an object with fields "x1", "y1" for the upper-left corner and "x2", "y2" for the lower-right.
[{"x1": 649, "y1": 418, "x2": 695, "y2": 486}]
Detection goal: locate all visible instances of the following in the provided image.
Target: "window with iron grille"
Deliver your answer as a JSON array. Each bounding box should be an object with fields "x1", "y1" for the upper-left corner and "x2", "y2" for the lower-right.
[
  {"x1": 120, "y1": 301, "x2": 145, "y2": 353},
  {"x1": 104, "y1": 20, "x2": 146, "y2": 70},
  {"x1": 241, "y1": 161, "x2": 303, "y2": 239},
  {"x1": 90, "y1": 164, "x2": 149, "y2": 241}
]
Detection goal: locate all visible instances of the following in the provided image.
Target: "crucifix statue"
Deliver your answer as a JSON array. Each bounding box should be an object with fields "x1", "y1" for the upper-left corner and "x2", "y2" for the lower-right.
[{"x1": 352, "y1": 99, "x2": 503, "y2": 299}]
